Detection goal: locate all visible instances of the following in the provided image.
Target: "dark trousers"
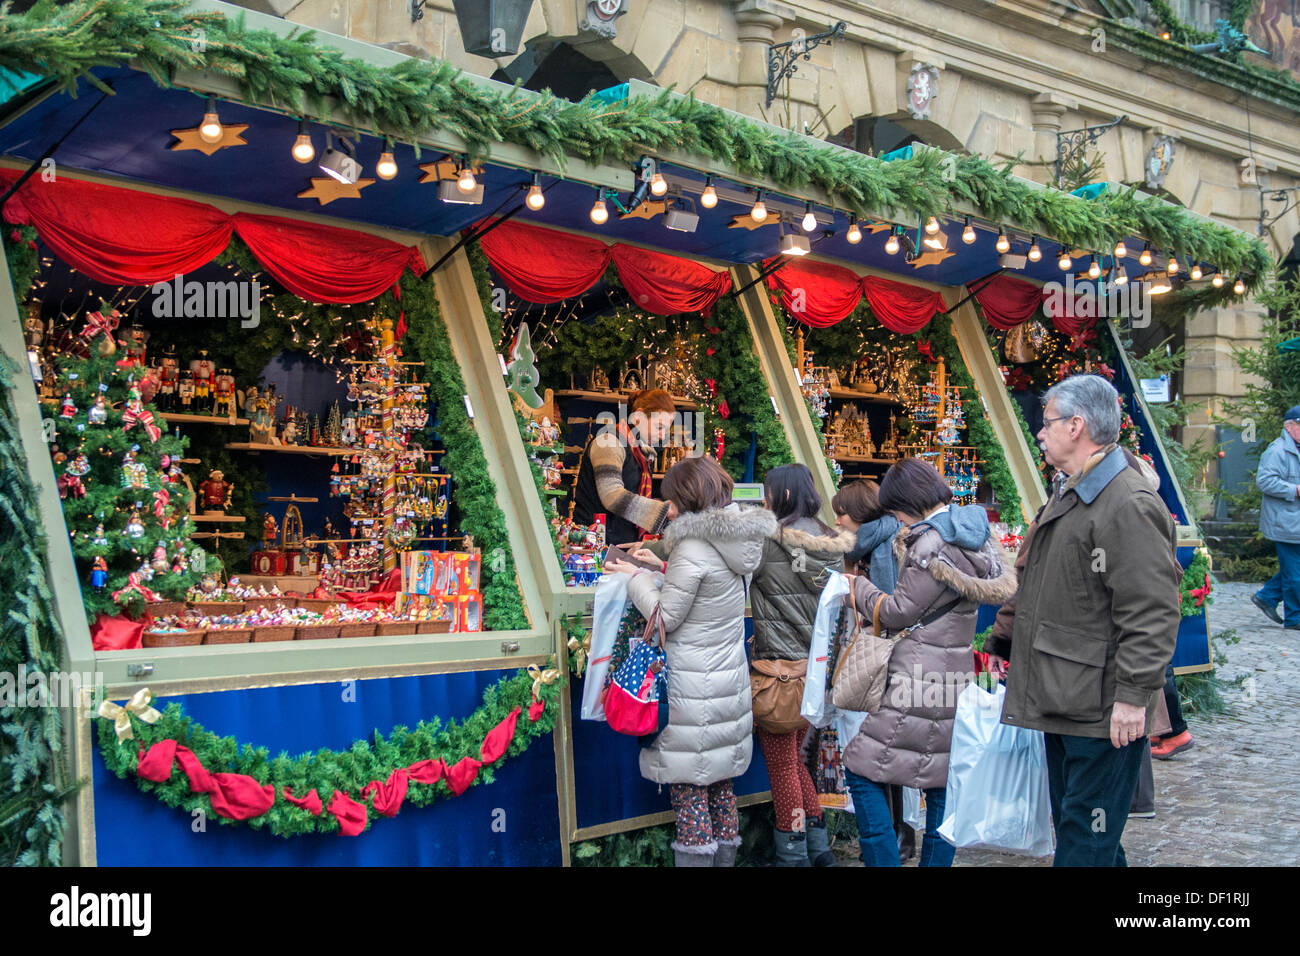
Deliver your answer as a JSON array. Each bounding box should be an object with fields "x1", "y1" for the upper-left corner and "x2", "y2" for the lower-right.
[
  {"x1": 845, "y1": 771, "x2": 954, "y2": 867},
  {"x1": 1045, "y1": 733, "x2": 1146, "y2": 866},
  {"x1": 1162, "y1": 663, "x2": 1187, "y2": 738},
  {"x1": 1258, "y1": 540, "x2": 1300, "y2": 626}
]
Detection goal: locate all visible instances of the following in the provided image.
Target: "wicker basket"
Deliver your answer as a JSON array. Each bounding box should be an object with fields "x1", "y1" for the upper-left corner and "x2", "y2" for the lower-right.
[
  {"x1": 295, "y1": 624, "x2": 341, "y2": 641},
  {"x1": 252, "y1": 625, "x2": 297, "y2": 643},
  {"x1": 144, "y1": 601, "x2": 186, "y2": 619},
  {"x1": 376, "y1": 620, "x2": 418, "y2": 636},
  {"x1": 204, "y1": 627, "x2": 252, "y2": 645},
  {"x1": 243, "y1": 596, "x2": 297, "y2": 612},
  {"x1": 338, "y1": 622, "x2": 376, "y2": 638},
  {"x1": 190, "y1": 600, "x2": 245, "y2": 616},
  {"x1": 415, "y1": 620, "x2": 453, "y2": 634},
  {"x1": 143, "y1": 628, "x2": 205, "y2": 647},
  {"x1": 296, "y1": 598, "x2": 344, "y2": 614}
]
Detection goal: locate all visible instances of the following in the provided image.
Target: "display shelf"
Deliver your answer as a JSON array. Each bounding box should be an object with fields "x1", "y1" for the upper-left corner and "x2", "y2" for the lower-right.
[
  {"x1": 190, "y1": 513, "x2": 246, "y2": 523},
  {"x1": 226, "y1": 442, "x2": 354, "y2": 456},
  {"x1": 555, "y1": 389, "x2": 696, "y2": 410},
  {"x1": 827, "y1": 388, "x2": 902, "y2": 405},
  {"x1": 831, "y1": 454, "x2": 899, "y2": 464},
  {"x1": 229, "y1": 573, "x2": 325, "y2": 592},
  {"x1": 163, "y1": 411, "x2": 250, "y2": 425}
]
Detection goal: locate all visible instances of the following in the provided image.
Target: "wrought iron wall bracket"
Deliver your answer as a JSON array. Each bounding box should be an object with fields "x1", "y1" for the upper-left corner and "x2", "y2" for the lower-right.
[
  {"x1": 766, "y1": 21, "x2": 847, "y2": 108},
  {"x1": 1054, "y1": 115, "x2": 1126, "y2": 188}
]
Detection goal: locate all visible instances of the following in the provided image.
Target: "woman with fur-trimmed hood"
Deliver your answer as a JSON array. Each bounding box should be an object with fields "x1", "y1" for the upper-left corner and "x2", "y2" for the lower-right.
[
  {"x1": 604, "y1": 456, "x2": 777, "y2": 868},
  {"x1": 749, "y1": 464, "x2": 856, "y2": 866},
  {"x1": 842, "y1": 458, "x2": 1018, "y2": 868}
]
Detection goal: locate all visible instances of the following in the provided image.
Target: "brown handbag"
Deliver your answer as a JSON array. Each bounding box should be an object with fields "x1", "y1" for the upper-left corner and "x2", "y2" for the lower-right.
[
  {"x1": 831, "y1": 593, "x2": 894, "y2": 714},
  {"x1": 750, "y1": 658, "x2": 808, "y2": 734}
]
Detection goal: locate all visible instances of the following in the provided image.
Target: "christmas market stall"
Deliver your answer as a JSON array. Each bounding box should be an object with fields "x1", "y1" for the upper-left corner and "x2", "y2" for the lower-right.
[{"x1": 0, "y1": 2, "x2": 1266, "y2": 865}]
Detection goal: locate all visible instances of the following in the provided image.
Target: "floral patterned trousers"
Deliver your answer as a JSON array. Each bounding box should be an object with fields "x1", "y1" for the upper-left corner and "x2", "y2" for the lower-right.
[{"x1": 669, "y1": 779, "x2": 739, "y2": 851}]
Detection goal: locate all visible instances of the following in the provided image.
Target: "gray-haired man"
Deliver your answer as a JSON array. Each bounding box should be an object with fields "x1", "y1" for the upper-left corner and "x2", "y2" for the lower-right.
[
  {"x1": 985, "y1": 374, "x2": 1181, "y2": 866},
  {"x1": 1252, "y1": 405, "x2": 1300, "y2": 629}
]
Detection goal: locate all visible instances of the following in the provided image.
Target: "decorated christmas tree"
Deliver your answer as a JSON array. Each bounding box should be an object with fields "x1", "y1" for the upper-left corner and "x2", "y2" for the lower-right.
[{"x1": 47, "y1": 328, "x2": 209, "y2": 622}]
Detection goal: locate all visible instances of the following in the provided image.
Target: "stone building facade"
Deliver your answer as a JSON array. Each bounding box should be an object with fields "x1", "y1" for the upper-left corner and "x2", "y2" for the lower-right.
[{"x1": 235, "y1": 0, "x2": 1300, "y2": 506}]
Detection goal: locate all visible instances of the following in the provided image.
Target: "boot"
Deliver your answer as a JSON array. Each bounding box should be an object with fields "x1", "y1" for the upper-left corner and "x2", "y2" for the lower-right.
[
  {"x1": 806, "y1": 816, "x2": 835, "y2": 867},
  {"x1": 897, "y1": 826, "x2": 916, "y2": 864},
  {"x1": 714, "y1": 840, "x2": 740, "y2": 867},
  {"x1": 773, "y1": 827, "x2": 811, "y2": 867},
  {"x1": 673, "y1": 844, "x2": 716, "y2": 867}
]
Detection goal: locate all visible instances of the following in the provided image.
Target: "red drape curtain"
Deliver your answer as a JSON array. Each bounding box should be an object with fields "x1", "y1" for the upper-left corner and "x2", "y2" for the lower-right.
[
  {"x1": 861, "y1": 275, "x2": 948, "y2": 334},
  {"x1": 611, "y1": 244, "x2": 732, "y2": 316},
  {"x1": 970, "y1": 273, "x2": 1044, "y2": 330},
  {"x1": 478, "y1": 218, "x2": 732, "y2": 315},
  {"x1": 765, "y1": 258, "x2": 864, "y2": 327},
  {"x1": 477, "y1": 219, "x2": 611, "y2": 303},
  {"x1": 0, "y1": 169, "x2": 425, "y2": 303}
]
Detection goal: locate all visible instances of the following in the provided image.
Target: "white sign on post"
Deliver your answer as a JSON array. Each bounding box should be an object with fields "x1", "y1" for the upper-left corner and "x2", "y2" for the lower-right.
[{"x1": 1140, "y1": 376, "x2": 1170, "y2": 403}]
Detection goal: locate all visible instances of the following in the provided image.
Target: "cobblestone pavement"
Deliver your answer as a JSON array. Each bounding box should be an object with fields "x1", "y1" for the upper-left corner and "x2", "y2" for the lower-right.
[{"x1": 834, "y1": 581, "x2": 1300, "y2": 866}]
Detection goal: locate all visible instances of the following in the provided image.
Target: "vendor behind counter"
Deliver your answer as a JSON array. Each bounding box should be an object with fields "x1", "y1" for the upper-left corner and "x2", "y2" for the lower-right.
[{"x1": 573, "y1": 389, "x2": 677, "y2": 546}]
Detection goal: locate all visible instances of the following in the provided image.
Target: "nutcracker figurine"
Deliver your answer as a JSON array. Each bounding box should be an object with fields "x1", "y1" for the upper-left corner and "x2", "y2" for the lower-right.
[
  {"x1": 190, "y1": 351, "x2": 215, "y2": 409},
  {"x1": 214, "y1": 368, "x2": 237, "y2": 418},
  {"x1": 262, "y1": 512, "x2": 279, "y2": 547},
  {"x1": 157, "y1": 346, "x2": 180, "y2": 411},
  {"x1": 178, "y1": 372, "x2": 195, "y2": 411},
  {"x1": 197, "y1": 469, "x2": 234, "y2": 514}
]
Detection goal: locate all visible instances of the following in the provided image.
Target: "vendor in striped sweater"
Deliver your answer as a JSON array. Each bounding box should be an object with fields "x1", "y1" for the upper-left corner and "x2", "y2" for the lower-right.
[{"x1": 573, "y1": 389, "x2": 678, "y2": 546}]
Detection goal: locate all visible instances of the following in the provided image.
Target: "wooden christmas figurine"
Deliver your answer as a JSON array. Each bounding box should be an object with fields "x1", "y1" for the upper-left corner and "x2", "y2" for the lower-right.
[{"x1": 198, "y1": 469, "x2": 234, "y2": 514}]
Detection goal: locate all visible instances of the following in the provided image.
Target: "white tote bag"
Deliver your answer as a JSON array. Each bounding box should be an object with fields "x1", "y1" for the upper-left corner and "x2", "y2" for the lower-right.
[
  {"x1": 902, "y1": 787, "x2": 926, "y2": 832},
  {"x1": 580, "y1": 572, "x2": 631, "y2": 722},
  {"x1": 802, "y1": 571, "x2": 851, "y2": 729},
  {"x1": 937, "y1": 682, "x2": 1055, "y2": 858}
]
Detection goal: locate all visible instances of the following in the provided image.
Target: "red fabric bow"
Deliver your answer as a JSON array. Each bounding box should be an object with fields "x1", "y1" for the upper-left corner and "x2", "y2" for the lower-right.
[
  {"x1": 1190, "y1": 572, "x2": 1212, "y2": 607},
  {"x1": 916, "y1": 340, "x2": 939, "y2": 364},
  {"x1": 717, "y1": 400, "x2": 730, "y2": 420},
  {"x1": 153, "y1": 488, "x2": 170, "y2": 519},
  {"x1": 282, "y1": 787, "x2": 323, "y2": 816},
  {"x1": 704, "y1": 378, "x2": 717, "y2": 398},
  {"x1": 137, "y1": 739, "x2": 275, "y2": 821},
  {"x1": 112, "y1": 573, "x2": 160, "y2": 604},
  {"x1": 121, "y1": 403, "x2": 161, "y2": 442},
  {"x1": 57, "y1": 473, "x2": 85, "y2": 499},
  {"x1": 326, "y1": 790, "x2": 368, "y2": 837},
  {"x1": 80, "y1": 309, "x2": 120, "y2": 343}
]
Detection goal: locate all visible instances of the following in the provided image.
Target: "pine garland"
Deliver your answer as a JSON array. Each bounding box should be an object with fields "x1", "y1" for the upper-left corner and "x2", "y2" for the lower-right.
[
  {"x1": 0, "y1": 1, "x2": 1272, "y2": 284},
  {"x1": 94, "y1": 669, "x2": 561, "y2": 838},
  {"x1": 1179, "y1": 547, "x2": 1214, "y2": 616},
  {"x1": 1, "y1": 226, "x2": 73, "y2": 867}
]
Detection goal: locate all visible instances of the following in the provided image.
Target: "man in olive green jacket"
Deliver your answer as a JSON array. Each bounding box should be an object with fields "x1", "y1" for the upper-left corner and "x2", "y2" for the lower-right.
[{"x1": 985, "y1": 375, "x2": 1180, "y2": 867}]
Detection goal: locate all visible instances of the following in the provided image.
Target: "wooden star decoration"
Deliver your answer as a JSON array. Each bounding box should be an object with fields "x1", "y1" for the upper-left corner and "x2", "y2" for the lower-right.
[
  {"x1": 169, "y1": 123, "x2": 249, "y2": 156},
  {"x1": 908, "y1": 247, "x2": 957, "y2": 269},
  {"x1": 298, "y1": 177, "x2": 375, "y2": 206},
  {"x1": 727, "y1": 213, "x2": 779, "y2": 230},
  {"x1": 417, "y1": 159, "x2": 486, "y2": 184},
  {"x1": 620, "y1": 200, "x2": 667, "y2": 221},
  {"x1": 864, "y1": 221, "x2": 894, "y2": 234}
]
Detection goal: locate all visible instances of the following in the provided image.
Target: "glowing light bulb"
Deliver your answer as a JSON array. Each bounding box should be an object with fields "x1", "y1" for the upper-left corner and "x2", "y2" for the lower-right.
[
  {"x1": 751, "y1": 196, "x2": 767, "y2": 222},
  {"x1": 590, "y1": 198, "x2": 609, "y2": 224},
  {"x1": 924, "y1": 216, "x2": 940, "y2": 235},
  {"x1": 700, "y1": 181, "x2": 717, "y2": 209},
  {"x1": 1114, "y1": 240, "x2": 1127, "y2": 259},
  {"x1": 376, "y1": 151, "x2": 398, "y2": 180},
  {"x1": 198, "y1": 98, "x2": 223, "y2": 144},
  {"x1": 802, "y1": 204, "x2": 817, "y2": 233},
  {"x1": 962, "y1": 218, "x2": 976, "y2": 244},
  {"x1": 847, "y1": 218, "x2": 862, "y2": 244},
  {"x1": 885, "y1": 233, "x2": 900, "y2": 255},
  {"x1": 291, "y1": 132, "x2": 315, "y2": 164},
  {"x1": 649, "y1": 172, "x2": 668, "y2": 196},
  {"x1": 1028, "y1": 238, "x2": 1042, "y2": 262},
  {"x1": 1234, "y1": 276, "x2": 1246, "y2": 295},
  {"x1": 458, "y1": 166, "x2": 477, "y2": 192},
  {"x1": 1058, "y1": 252, "x2": 1072, "y2": 271},
  {"x1": 1113, "y1": 265, "x2": 1128, "y2": 286},
  {"x1": 1167, "y1": 255, "x2": 1180, "y2": 276},
  {"x1": 1211, "y1": 272, "x2": 1225, "y2": 288},
  {"x1": 1088, "y1": 258, "x2": 1101, "y2": 280},
  {"x1": 1139, "y1": 245, "x2": 1152, "y2": 266},
  {"x1": 1190, "y1": 264, "x2": 1203, "y2": 281},
  {"x1": 526, "y1": 183, "x2": 545, "y2": 211},
  {"x1": 996, "y1": 231, "x2": 1010, "y2": 254}
]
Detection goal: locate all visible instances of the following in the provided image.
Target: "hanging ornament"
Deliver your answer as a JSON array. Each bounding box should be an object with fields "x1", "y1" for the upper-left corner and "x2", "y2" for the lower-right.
[
  {"x1": 714, "y1": 427, "x2": 726, "y2": 461},
  {"x1": 67, "y1": 453, "x2": 90, "y2": 476},
  {"x1": 151, "y1": 545, "x2": 170, "y2": 575},
  {"x1": 88, "y1": 394, "x2": 109, "y2": 425},
  {"x1": 121, "y1": 450, "x2": 150, "y2": 490},
  {"x1": 90, "y1": 556, "x2": 108, "y2": 592},
  {"x1": 124, "y1": 510, "x2": 146, "y2": 539},
  {"x1": 59, "y1": 393, "x2": 77, "y2": 419},
  {"x1": 91, "y1": 523, "x2": 109, "y2": 548}
]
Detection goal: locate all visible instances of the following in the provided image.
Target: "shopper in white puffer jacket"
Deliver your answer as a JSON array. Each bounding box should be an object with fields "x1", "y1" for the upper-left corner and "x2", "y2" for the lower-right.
[{"x1": 605, "y1": 455, "x2": 776, "y2": 867}]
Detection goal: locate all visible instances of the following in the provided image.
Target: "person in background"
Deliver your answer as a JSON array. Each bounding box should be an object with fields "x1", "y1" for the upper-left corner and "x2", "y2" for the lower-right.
[
  {"x1": 985, "y1": 374, "x2": 1181, "y2": 866},
  {"x1": 831, "y1": 479, "x2": 913, "y2": 861},
  {"x1": 1251, "y1": 406, "x2": 1300, "y2": 631},
  {"x1": 604, "y1": 456, "x2": 776, "y2": 867},
  {"x1": 750, "y1": 464, "x2": 856, "y2": 866},
  {"x1": 573, "y1": 389, "x2": 677, "y2": 546},
  {"x1": 1150, "y1": 663, "x2": 1194, "y2": 759},
  {"x1": 842, "y1": 458, "x2": 1018, "y2": 867}
]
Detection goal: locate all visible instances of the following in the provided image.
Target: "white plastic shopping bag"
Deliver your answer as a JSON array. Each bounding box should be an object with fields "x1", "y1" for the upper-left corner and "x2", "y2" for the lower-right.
[
  {"x1": 581, "y1": 572, "x2": 631, "y2": 721},
  {"x1": 902, "y1": 787, "x2": 926, "y2": 832},
  {"x1": 937, "y1": 682, "x2": 1054, "y2": 857},
  {"x1": 802, "y1": 571, "x2": 851, "y2": 729}
]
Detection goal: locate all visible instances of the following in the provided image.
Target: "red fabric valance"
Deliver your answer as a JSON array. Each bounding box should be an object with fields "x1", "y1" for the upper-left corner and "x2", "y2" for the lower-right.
[
  {"x1": 766, "y1": 258, "x2": 864, "y2": 327},
  {"x1": 478, "y1": 218, "x2": 732, "y2": 315},
  {"x1": 861, "y1": 276, "x2": 948, "y2": 334},
  {"x1": 0, "y1": 169, "x2": 425, "y2": 303},
  {"x1": 970, "y1": 274, "x2": 1044, "y2": 330}
]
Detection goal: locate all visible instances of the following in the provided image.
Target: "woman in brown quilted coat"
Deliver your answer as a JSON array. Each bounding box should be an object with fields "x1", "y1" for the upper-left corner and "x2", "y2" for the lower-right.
[{"x1": 842, "y1": 458, "x2": 1017, "y2": 866}]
